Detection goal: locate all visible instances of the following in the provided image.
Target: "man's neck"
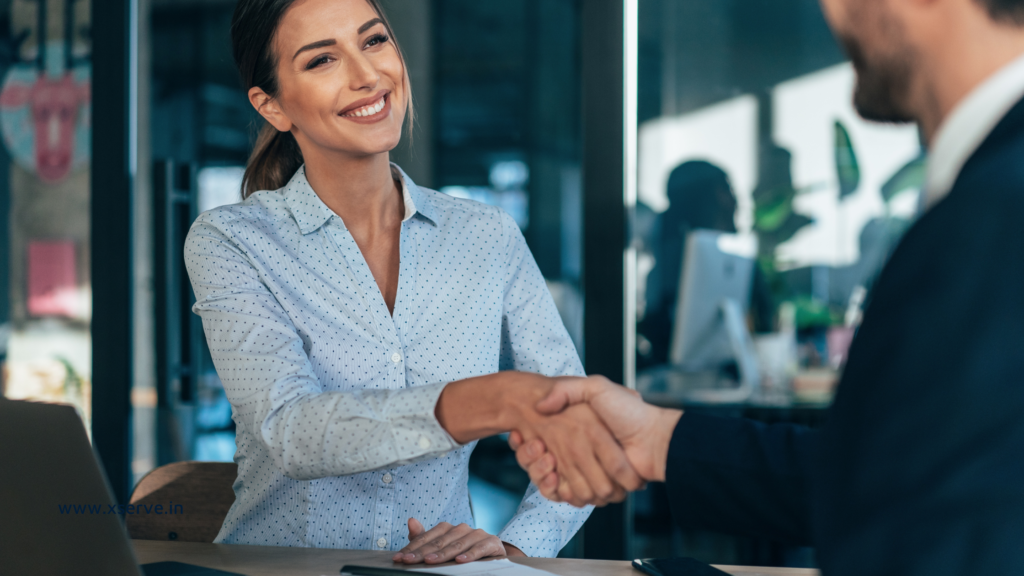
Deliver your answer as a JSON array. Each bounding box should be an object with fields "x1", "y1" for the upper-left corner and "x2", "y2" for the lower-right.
[{"x1": 913, "y1": 12, "x2": 1024, "y2": 145}]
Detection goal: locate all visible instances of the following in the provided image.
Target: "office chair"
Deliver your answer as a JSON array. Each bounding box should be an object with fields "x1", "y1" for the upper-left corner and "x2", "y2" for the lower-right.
[{"x1": 126, "y1": 461, "x2": 237, "y2": 543}]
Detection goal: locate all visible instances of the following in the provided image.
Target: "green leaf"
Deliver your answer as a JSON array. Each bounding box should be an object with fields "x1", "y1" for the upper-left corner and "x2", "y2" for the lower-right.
[
  {"x1": 758, "y1": 213, "x2": 814, "y2": 248},
  {"x1": 881, "y1": 152, "x2": 927, "y2": 203},
  {"x1": 793, "y1": 296, "x2": 832, "y2": 330},
  {"x1": 835, "y1": 121, "x2": 860, "y2": 199},
  {"x1": 754, "y1": 195, "x2": 792, "y2": 232}
]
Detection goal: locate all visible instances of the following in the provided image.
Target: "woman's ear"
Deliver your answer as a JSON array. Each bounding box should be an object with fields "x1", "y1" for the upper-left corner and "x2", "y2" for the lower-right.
[{"x1": 249, "y1": 86, "x2": 293, "y2": 133}]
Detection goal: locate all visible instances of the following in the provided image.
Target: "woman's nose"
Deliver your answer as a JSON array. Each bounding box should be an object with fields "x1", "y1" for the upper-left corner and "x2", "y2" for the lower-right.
[{"x1": 347, "y1": 53, "x2": 380, "y2": 91}]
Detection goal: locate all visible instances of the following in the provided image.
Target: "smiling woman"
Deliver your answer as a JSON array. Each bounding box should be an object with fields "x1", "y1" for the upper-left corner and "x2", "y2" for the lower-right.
[
  {"x1": 232, "y1": 0, "x2": 413, "y2": 195},
  {"x1": 182, "y1": 0, "x2": 644, "y2": 567}
]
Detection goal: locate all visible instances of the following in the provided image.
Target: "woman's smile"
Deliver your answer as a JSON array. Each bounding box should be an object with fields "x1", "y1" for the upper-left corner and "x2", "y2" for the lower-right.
[{"x1": 339, "y1": 89, "x2": 391, "y2": 124}]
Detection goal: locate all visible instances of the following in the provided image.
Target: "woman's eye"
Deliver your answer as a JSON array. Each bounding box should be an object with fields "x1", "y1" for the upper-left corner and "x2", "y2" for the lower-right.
[
  {"x1": 365, "y1": 33, "x2": 389, "y2": 48},
  {"x1": 306, "y1": 55, "x2": 331, "y2": 70}
]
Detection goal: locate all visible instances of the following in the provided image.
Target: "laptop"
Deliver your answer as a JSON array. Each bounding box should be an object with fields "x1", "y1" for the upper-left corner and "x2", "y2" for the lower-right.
[{"x1": 0, "y1": 398, "x2": 237, "y2": 576}]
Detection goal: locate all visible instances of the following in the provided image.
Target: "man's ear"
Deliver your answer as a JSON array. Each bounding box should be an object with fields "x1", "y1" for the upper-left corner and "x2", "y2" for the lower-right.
[{"x1": 248, "y1": 86, "x2": 293, "y2": 133}]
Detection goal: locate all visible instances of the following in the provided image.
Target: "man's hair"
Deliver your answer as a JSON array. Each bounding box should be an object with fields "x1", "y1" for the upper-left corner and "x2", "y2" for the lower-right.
[{"x1": 977, "y1": 0, "x2": 1024, "y2": 25}]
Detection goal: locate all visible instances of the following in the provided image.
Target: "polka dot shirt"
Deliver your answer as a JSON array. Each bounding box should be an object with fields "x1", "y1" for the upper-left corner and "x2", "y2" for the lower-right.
[{"x1": 184, "y1": 164, "x2": 590, "y2": 556}]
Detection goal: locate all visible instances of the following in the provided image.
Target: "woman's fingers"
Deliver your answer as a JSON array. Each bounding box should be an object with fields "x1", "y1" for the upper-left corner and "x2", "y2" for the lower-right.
[
  {"x1": 525, "y1": 453, "x2": 559, "y2": 499},
  {"x1": 527, "y1": 453, "x2": 556, "y2": 480},
  {"x1": 395, "y1": 524, "x2": 507, "y2": 565},
  {"x1": 557, "y1": 456, "x2": 597, "y2": 507},
  {"x1": 557, "y1": 476, "x2": 581, "y2": 506},
  {"x1": 538, "y1": 471, "x2": 561, "y2": 500},
  {"x1": 394, "y1": 518, "x2": 430, "y2": 561},
  {"x1": 426, "y1": 530, "x2": 502, "y2": 564},
  {"x1": 508, "y1": 430, "x2": 524, "y2": 450},
  {"x1": 515, "y1": 439, "x2": 549, "y2": 471},
  {"x1": 394, "y1": 521, "x2": 471, "y2": 563},
  {"x1": 407, "y1": 517, "x2": 425, "y2": 539},
  {"x1": 572, "y1": 454, "x2": 617, "y2": 507},
  {"x1": 454, "y1": 534, "x2": 509, "y2": 563}
]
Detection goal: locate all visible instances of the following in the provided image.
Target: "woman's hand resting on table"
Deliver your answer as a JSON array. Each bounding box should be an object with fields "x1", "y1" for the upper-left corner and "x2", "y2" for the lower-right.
[{"x1": 392, "y1": 518, "x2": 526, "y2": 564}]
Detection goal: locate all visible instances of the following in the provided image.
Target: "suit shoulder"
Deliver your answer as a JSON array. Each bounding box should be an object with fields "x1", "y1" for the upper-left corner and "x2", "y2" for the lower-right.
[{"x1": 955, "y1": 130, "x2": 1024, "y2": 209}]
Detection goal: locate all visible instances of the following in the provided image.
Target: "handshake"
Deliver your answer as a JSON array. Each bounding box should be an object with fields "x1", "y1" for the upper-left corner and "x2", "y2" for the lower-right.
[
  {"x1": 436, "y1": 372, "x2": 682, "y2": 508},
  {"x1": 506, "y1": 375, "x2": 683, "y2": 508}
]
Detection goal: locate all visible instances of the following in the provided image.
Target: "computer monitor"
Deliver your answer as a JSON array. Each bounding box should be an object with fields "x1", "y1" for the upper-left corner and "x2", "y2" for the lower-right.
[{"x1": 669, "y1": 230, "x2": 760, "y2": 402}]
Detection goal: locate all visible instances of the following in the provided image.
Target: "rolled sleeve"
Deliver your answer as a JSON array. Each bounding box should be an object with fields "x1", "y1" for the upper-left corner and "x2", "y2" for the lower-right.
[{"x1": 499, "y1": 484, "x2": 593, "y2": 557}]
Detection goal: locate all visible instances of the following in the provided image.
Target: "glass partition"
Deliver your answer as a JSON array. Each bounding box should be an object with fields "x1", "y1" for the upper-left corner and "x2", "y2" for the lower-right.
[{"x1": 630, "y1": 0, "x2": 924, "y2": 566}]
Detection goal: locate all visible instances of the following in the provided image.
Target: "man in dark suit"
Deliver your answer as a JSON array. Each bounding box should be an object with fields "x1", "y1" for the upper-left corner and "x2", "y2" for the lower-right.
[{"x1": 509, "y1": 0, "x2": 1024, "y2": 573}]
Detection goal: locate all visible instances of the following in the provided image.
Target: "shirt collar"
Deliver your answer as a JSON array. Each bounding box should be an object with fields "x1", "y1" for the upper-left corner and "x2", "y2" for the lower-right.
[
  {"x1": 283, "y1": 163, "x2": 438, "y2": 235},
  {"x1": 925, "y1": 51, "x2": 1024, "y2": 208},
  {"x1": 393, "y1": 163, "x2": 439, "y2": 226}
]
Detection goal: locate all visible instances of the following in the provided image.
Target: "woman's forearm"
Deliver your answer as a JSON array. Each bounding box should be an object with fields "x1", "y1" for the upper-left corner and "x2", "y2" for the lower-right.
[
  {"x1": 435, "y1": 372, "x2": 553, "y2": 444},
  {"x1": 259, "y1": 383, "x2": 463, "y2": 480},
  {"x1": 257, "y1": 372, "x2": 549, "y2": 481}
]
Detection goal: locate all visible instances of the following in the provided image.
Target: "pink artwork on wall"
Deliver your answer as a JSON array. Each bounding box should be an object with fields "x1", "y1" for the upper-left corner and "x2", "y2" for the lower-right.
[
  {"x1": 0, "y1": 0, "x2": 92, "y2": 185},
  {"x1": 0, "y1": 73, "x2": 90, "y2": 183},
  {"x1": 28, "y1": 240, "x2": 77, "y2": 317}
]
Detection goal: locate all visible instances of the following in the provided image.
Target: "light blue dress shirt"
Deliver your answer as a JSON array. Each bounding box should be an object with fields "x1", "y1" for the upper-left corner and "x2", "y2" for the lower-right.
[{"x1": 184, "y1": 164, "x2": 591, "y2": 556}]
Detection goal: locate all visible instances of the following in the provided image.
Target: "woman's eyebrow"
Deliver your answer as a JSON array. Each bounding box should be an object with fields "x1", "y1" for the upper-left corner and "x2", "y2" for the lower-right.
[
  {"x1": 290, "y1": 19, "x2": 384, "y2": 61},
  {"x1": 357, "y1": 17, "x2": 383, "y2": 34},
  {"x1": 293, "y1": 39, "x2": 336, "y2": 61}
]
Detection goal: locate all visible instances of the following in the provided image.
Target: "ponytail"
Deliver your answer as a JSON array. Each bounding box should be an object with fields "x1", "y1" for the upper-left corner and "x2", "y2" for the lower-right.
[{"x1": 242, "y1": 123, "x2": 304, "y2": 198}]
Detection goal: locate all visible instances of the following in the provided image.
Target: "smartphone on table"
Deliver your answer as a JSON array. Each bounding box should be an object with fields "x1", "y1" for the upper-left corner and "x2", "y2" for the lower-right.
[{"x1": 632, "y1": 557, "x2": 732, "y2": 576}]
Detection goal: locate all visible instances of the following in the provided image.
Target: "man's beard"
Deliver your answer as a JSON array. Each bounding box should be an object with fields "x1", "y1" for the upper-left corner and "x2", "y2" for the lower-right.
[{"x1": 839, "y1": 29, "x2": 916, "y2": 124}]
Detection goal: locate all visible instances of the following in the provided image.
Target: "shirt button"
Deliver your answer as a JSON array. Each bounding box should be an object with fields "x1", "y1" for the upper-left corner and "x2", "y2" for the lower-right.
[
  {"x1": 382, "y1": 473, "x2": 393, "y2": 484},
  {"x1": 391, "y1": 352, "x2": 402, "y2": 363},
  {"x1": 377, "y1": 537, "x2": 388, "y2": 549},
  {"x1": 418, "y1": 436, "x2": 431, "y2": 449}
]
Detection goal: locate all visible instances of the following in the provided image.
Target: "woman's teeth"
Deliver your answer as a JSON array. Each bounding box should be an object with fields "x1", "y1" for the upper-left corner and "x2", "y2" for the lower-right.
[{"x1": 345, "y1": 97, "x2": 386, "y2": 117}]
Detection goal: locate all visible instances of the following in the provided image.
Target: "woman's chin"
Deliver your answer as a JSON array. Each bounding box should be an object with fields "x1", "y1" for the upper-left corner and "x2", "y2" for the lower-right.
[
  {"x1": 329, "y1": 133, "x2": 403, "y2": 159},
  {"x1": 317, "y1": 142, "x2": 399, "y2": 161}
]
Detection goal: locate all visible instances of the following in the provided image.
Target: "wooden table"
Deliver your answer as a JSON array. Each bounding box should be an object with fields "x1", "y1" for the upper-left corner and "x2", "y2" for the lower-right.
[{"x1": 133, "y1": 540, "x2": 819, "y2": 576}]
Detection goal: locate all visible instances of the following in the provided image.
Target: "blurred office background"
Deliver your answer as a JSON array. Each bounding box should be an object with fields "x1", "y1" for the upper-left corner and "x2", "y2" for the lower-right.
[
  {"x1": 630, "y1": 0, "x2": 921, "y2": 568},
  {"x1": 0, "y1": 0, "x2": 925, "y2": 568}
]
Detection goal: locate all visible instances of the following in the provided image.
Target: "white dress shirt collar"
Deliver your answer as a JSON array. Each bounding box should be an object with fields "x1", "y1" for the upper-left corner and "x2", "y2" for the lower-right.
[
  {"x1": 926, "y1": 51, "x2": 1024, "y2": 208},
  {"x1": 283, "y1": 163, "x2": 438, "y2": 235}
]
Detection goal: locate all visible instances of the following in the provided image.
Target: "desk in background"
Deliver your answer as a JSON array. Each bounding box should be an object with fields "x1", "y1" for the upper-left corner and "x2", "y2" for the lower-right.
[
  {"x1": 133, "y1": 540, "x2": 819, "y2": 576},
  {"x1": 635, "y1": 393, "x2": 826, "y2": 569}
]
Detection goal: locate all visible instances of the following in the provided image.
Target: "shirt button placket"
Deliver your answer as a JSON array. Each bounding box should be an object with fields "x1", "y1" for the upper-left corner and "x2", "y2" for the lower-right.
[
  {"x1": 391, "y1": 350, "x2": 403, "y2": 389},
  {"x1": 374, "y1": 470, "x2": 396, "y2": 552}
]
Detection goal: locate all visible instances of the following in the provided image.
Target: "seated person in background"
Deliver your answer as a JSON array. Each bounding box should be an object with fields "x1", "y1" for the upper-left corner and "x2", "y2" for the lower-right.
[
  {"x1": 186, "y1": 0, "x2": 641, "y2": 566},
  {"x1": 640, "y1": 161, "x2": 739, "y2": 367},
  {"x1": 638, "y1": 160, "x2": 773, "y2": 371},
  {"x1": 513, "y1": 0, "x2": 1024, "y2": 574}
]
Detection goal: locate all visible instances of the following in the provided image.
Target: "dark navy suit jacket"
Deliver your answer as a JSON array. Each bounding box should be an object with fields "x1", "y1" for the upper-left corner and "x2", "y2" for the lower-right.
[{"x1": 665, "y1": 97, "x2": 1024, "y2": 575}]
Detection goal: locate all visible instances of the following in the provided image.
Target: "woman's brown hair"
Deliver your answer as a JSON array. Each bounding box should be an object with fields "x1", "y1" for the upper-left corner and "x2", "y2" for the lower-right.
[{"x1": 231, "y1": 0, "x2": 413, "y2": 198}]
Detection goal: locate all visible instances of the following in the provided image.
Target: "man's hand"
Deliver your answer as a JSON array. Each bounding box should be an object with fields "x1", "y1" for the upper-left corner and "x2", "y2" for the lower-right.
[
  {"x1": 508, "y1": 376, "x2": 682, "y2": 503},
  {"x1": 393, "y1": 518, "x2": 519, "y2": 564}
]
